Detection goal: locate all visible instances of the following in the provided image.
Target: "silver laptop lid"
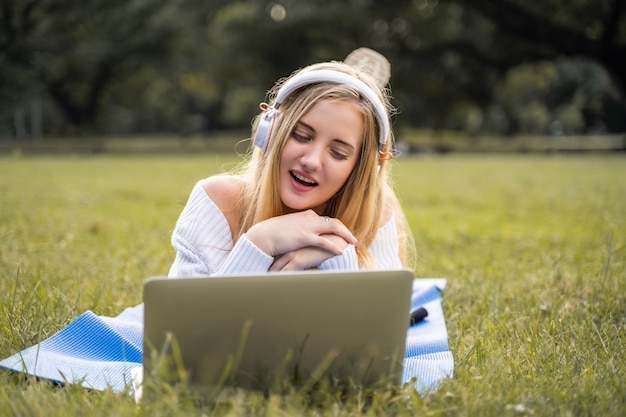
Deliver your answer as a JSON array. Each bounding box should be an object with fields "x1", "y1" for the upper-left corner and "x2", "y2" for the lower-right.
[{"x1": 143, "y1": 269, "x2": 414, "y2": 391}]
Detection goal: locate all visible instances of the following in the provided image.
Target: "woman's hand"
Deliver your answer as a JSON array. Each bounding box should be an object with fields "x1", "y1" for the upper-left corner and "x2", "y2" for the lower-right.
[
  {"x1": 245, "y1": 210, "x2": 356, "y2": 258},
  {"x1": 269, "y1": 234, "x2": 350, "y2": 271}
]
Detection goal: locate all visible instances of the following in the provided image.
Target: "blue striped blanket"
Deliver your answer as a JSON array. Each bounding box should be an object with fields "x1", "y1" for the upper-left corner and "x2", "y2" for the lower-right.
[{"x1": 0, "y1": 278, "x2": 453, "y2": 394}]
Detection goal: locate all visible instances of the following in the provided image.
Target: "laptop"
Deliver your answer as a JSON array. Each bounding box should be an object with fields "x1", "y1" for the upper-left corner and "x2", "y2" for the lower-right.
[{"x1": 142, "y1": 269, "x2": 414, "y2": 392}]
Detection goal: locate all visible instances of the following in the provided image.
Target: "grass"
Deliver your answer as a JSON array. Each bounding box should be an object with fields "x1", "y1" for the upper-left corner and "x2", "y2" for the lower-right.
[
  {"x1": 399, "y1": 128, "x2": 626, "y2": 152},
  {"x1": 1, "y1": 152, "x2": 625, "y2": 416}
]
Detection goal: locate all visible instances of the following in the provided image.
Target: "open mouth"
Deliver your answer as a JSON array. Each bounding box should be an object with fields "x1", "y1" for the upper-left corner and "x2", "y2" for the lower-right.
[{"x1": 291, "y1": 171, "x2": 318, "y2": 187}]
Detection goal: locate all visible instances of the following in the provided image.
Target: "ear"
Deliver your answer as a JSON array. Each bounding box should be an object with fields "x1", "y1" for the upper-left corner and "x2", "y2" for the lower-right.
[{"x1": 253, "y1": 107, "x2": 279, "y2": 155}]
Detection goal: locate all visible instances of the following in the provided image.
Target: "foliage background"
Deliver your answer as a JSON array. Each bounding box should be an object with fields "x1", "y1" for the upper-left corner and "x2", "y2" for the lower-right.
[{"x1": 1, "y1": 0, "x2": 625, "y2": 139}]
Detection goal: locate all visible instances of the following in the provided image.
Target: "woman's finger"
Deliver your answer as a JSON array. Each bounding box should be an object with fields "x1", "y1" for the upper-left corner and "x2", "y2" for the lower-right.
[{"x1": 318, "y1": 215, "x2": 357, "y2": 244}]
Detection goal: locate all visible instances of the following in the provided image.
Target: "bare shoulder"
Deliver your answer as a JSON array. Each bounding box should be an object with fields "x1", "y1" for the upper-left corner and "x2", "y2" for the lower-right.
[
  {"x1": 201, "y1": 174, "x2": 243, "y2": 198},
  {"x1": 200, "y1": 175, "x2": 245, "y2": 234}
]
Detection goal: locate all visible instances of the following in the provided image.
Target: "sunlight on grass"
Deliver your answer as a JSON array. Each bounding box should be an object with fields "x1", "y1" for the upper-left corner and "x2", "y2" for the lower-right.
[{"x1": 1, "y1": 153, "x2": 625, "y2": 416}]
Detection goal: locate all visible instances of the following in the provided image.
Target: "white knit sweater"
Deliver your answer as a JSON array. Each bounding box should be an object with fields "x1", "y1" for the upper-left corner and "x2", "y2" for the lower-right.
[{"x1": 168, "y1": 181, "x2": 402, "y2": 277}]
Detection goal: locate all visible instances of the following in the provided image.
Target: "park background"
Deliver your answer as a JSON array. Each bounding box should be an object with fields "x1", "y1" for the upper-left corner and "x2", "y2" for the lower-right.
[
  {"x1": 1, "y1": 1, "x2": 625, "y2": 416},
  {"x1": 1, "y1": 0, "x2": 625, "y2": 149}
]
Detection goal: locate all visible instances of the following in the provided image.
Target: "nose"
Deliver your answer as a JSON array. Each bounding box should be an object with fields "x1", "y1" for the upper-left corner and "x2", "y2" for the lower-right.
[{"x1": 300, "y1": 143, "x2": 324, "y2": 172}]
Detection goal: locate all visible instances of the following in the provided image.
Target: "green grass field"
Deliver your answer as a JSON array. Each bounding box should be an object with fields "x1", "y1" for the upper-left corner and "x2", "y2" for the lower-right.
[{"x1": 1, "y1": 153, "x2": 624, "y2": 416}]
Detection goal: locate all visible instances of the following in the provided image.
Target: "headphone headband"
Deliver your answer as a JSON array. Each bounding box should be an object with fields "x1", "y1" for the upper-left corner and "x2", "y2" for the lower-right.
[{"x1": 274, "y1": 69, "x2": 390, "y2": 149}]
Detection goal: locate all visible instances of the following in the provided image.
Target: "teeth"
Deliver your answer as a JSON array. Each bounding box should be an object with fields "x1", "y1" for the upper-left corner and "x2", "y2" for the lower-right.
[{"x1": 292, "y1": 171, "x2": 317, "y2": 185}]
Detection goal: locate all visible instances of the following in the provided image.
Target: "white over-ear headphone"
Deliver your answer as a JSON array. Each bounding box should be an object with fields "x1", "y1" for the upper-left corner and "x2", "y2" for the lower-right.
[{"x1": 253, "y1": 69, "x2": 390, "y2": 154}]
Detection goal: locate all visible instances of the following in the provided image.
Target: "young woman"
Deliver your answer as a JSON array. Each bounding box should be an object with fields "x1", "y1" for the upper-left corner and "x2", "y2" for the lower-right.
[
  {"x1": 0, "y1": 50, "x2": 455, "y2": 396},
  {"x1": 168, "y1": 55, "x2": 414, "y2": 278}
]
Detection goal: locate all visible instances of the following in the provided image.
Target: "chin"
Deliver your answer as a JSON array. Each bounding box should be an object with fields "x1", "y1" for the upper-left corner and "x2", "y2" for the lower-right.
[
  {"x1": 282, "y1": 202, "x2": 311, "y2": 212},
  {"x1": 282, "y1": 199, "x2": 325, "y2": 214}
]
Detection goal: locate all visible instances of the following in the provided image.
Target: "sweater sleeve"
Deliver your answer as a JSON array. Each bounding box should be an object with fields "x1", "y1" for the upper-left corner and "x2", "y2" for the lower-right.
[
  {"x1": 317, "y1": 244, "x2": 359, "y2": 271},
  {"x1": 167, "y1": 182, "x2": 273, "y2": 278},
  {"x1": 318, "y1": 215, "x2": 402, "y2": 271}
]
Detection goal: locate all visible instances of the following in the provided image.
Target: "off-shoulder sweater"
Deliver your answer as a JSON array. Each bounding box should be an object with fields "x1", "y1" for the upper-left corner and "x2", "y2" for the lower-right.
[{"x1": 168, "y1": 181, "x2": 402, "y2": 277}]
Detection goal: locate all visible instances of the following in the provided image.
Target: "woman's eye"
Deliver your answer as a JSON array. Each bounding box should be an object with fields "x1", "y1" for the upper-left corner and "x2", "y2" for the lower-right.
[
  {"x1": 331, "y1": 149, "x2": 349, "y2": 160},
  {"x1": 292, "y1": 132, "x2": 310, "y2": 142}
]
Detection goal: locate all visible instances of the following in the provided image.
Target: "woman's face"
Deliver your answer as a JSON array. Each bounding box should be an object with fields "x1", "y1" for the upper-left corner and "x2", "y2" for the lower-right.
[{"x1": 279, "y1": 99, "x2": 364, "y2": 214}]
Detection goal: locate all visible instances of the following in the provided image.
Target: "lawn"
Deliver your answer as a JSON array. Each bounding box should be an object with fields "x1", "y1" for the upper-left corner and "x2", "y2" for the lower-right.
[{"x1": 1, "y1": 153, "x2": 624, "y2": 416}]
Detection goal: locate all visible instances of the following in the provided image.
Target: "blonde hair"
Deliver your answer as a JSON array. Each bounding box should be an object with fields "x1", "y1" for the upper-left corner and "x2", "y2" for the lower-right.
[{"x1": 233, "y1": 60, "x2": 415, "y2": 269}]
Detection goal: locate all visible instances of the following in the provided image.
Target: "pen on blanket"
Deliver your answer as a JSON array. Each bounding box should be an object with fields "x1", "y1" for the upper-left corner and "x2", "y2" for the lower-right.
[{"x1": 409, "y1": 307, "x2": 428, "y2": 326}]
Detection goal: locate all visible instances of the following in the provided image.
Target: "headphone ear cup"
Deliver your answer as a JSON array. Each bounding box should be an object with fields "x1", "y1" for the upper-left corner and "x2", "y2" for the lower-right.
[{"x1": 253, "y1": 108, "x2": 279, "y2": 154}]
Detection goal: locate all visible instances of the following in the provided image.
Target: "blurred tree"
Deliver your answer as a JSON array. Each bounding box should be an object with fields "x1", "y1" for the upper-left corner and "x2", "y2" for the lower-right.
[
  {"x1": 371, "y1": 0, "x2": 625, "y2": 134},
  {"x1": 183, "y1": 0, "x2": 382, "y2": 131},
  {"x1": 1, "y1": 0, "x2": 623, "y2": 137},
  {"x1": 492, "y1": 63, "x2": 557, "y2": 135},
  {"x1": 0, "y1": 0, "x2": 229, "y2": 135},
  {"x1": 440, "y1": 0, "x2": 626, "y2": 131},
  {"x1": 370, "y1": 1, "x2": 500, "y2": 134}
]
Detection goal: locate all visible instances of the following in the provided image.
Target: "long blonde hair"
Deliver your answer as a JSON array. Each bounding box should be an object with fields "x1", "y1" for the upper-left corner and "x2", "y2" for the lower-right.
[{"x1": 233, "y1": 61, "x2": 414, "y2": 269}]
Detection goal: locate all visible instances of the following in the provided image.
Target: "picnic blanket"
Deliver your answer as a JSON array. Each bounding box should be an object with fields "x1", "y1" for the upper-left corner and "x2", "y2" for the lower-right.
[{"x1": 0, "y1": 278, "x2": 453, "y2": 395}]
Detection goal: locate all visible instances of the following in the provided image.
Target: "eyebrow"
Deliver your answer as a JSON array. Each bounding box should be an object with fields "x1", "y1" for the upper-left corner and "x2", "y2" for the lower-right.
[{"x1": 296, "y1": 121, "x2": 356, "y2": 151}]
